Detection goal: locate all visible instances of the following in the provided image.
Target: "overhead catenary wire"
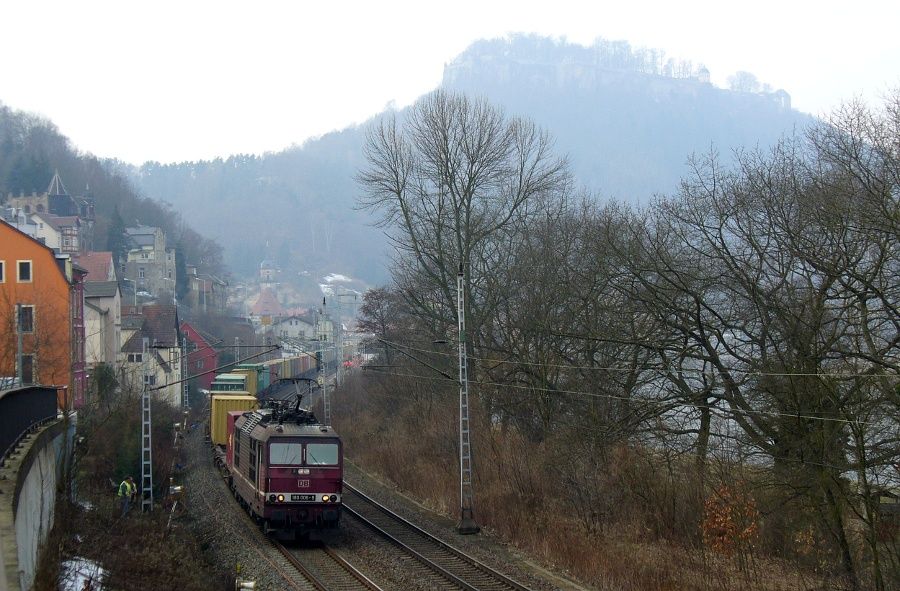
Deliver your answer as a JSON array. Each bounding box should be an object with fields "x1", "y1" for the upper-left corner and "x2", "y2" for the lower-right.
[
  {"x1": 361, "y1": 366, "x2": 891, "y2": 428},
  {"x1": 357, "y1": 368, "x2": 895, "y2": 476},
  {"x1": 147, "y1": 345, "x2": 283, "y2": 393},
  {"x1": 376, "y1": 338, "x2": 900, "y2": 380}
]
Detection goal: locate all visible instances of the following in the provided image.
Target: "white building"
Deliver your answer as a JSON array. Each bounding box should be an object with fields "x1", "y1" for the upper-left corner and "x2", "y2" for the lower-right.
[{"x1": 84, "y1": 281, "x2": 122, "y2": 366}]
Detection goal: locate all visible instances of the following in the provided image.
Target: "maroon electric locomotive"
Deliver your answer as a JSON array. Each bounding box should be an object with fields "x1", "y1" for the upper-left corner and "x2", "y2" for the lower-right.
[{"x1": 223, "y1": 399, "x2": 342, "y2": 535}]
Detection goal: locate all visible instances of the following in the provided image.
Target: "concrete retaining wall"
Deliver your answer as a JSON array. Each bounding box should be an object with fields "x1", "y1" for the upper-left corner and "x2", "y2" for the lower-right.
[{"x1": 0, "y1": 417, "x2": 74, "y2": 591}]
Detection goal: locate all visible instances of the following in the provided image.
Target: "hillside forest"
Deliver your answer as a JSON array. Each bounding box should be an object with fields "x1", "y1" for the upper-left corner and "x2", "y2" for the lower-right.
[
  {"x1": 128, "y1": 36, "x2": 810, "y2": 284},
  {"x1": 0, "y1": 103, "x2": 224, "y2": 279}
]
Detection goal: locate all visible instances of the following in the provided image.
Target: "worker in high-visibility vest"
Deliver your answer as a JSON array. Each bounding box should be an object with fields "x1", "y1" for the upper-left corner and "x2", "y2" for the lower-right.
[{"x1": 118, "y1": 476, "x2": 136, "y2": 517}]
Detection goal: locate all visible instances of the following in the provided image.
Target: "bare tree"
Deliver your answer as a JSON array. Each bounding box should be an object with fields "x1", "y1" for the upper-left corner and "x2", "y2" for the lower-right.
[{"x1": 358, "y1": 90, "x2": 571, "y2": 358}]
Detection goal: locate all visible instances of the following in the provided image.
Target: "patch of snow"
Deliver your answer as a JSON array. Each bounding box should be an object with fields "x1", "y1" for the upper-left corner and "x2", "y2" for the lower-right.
[
  {"x1": 324, "y1": 273, "x2": 352, "y2": 283},
  {"x1": 59, "y1": 557, "x2": 107, "y2": 590}
]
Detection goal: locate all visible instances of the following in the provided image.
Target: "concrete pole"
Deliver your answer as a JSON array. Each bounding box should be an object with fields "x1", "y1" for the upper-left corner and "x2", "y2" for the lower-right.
[{"x1": 335, "y1": 291, "x2": 343, "y2": 386}]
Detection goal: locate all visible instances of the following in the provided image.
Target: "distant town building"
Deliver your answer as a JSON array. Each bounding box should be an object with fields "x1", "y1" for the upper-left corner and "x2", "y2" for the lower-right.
[
  {"x1": 5, "y1": 171, "x2": 95, "y2": 250},
  {"x1": 697, "y1": 65, "x2": 710, "y2": 84},
  {"x1": 84, "y1": 281, "x2": 122, "y2": 367},
  {"x1": 119, "y1": 305, "x2": 182, "y2": 407},
  {"x1": 260, "y1": 259, "x2": 276, "y2": 284},
  {"x1": 185, "y1": 265, "x2": 228, "y2": 313},
  {"x1": 122, "y1": 225, "x2": 176, "y2": 300},
  {"x1": 250, "y1": 287, "x2": 285, "y2": 326},
  {"x1": 180, "y1": 321, "x2": 218, "y2": 391},
  {"x1": 271, "y1": 315, "x2": 316, "y2": 340}
]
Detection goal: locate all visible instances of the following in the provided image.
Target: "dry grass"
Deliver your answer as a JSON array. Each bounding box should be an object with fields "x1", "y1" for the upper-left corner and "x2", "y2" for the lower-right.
[{"x1": 334, "y1": 374, "x2": 863, "y2": 591}]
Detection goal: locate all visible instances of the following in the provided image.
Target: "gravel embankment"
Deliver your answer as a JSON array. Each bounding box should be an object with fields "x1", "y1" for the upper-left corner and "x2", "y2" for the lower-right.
[
  {"x1": 182, "y1": 423, "x2": 589, "y2": 590},
  {"x1": 182, "y1": 427, "x2": 314, "y2": 590}
]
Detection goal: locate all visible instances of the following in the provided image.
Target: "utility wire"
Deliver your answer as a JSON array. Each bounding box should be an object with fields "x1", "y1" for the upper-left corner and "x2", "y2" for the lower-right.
[{"x1": 362, "y1": 366, "x2": 890, "y2": 428}]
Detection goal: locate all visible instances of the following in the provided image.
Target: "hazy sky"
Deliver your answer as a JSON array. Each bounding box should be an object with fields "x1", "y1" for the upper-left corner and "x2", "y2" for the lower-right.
[{"x1": 1, "y1": 0, "x2": 897, "y2": 164}]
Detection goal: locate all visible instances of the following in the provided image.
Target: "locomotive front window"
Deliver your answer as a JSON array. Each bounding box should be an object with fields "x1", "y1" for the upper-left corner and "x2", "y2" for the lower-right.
[
  {"x1": 306, "y1": 443, "x2": 339, "y2": 466},
  {"x1": 269, "y1": 442, "x2": 303, "y2": 465}
]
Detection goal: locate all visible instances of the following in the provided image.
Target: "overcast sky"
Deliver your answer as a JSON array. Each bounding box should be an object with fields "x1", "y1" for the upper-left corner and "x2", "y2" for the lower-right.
[{"x1": 1, "y1": 0, "x2": 897, "y2": 164}]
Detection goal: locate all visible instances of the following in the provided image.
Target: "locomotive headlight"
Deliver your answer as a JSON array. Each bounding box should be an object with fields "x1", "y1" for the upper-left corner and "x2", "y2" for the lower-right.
[
  {"x1": 268, "y1": 494, "x2": 276, "y2": 502},
  {"x1": 277, "y1": 494, "x2": 285, "y2": 502},
  {"x1": 322, "y1": 495, "x2": 331, "y2": 502}
]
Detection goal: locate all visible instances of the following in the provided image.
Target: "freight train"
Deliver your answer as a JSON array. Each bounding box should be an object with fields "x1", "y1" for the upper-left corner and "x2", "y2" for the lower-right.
[
  {"x1": 208, "y1": 351, "x2": 342, "y2": 536},
  {"x1": 209, "y1": 350, "x2": 337, "y2": 397},
  {"x1": 215, "y1": 397, "x2": 342, "y2": 536}
]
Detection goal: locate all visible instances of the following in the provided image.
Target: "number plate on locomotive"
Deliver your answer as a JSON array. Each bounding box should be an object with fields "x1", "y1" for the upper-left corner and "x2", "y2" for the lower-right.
[
  {"x1": 297, "y1": 479, "x2": 310, "y2": 487},
  {"x1": 291, "y1": 494, "x2": 316, "y2": 501}
]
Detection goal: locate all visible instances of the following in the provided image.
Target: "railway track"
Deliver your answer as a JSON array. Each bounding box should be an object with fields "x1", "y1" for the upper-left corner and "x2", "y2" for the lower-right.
[
  {"x1": 200, "y1": 467, "x2": 381, "y2": 590},
  {"x1": 342, "y1": 482, "x2": 533, "y2": 591},
  {"x1": 275, "y1": 541, "x2": 384, "y2": 591}
]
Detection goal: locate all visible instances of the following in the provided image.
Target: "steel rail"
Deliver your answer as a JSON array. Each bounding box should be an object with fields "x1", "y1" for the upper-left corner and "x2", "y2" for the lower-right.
[
  {"x1": 276, "y1": 541, "x2": 385, "y2": 591},
  {"x1": 343, "y1": 482, "x2": 533, "y2": 591}
]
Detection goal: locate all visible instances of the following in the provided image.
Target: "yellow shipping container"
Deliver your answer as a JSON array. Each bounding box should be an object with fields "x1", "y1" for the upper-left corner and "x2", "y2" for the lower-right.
[
  {"x1": 210, "y1": 394, "x2": 257, "y2": 446},
  {"x1": 232, "y1": 368, "x2": 259, "y2": 396}
]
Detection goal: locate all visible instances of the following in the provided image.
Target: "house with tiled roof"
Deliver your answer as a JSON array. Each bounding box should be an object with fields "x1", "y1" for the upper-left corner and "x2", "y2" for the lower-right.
[
  {"x1": 119, "y1": 305, "x2": 182, "y2": 407},
  {"x1": 250, "y1": 287, "x2": 285, "y2": 326},
  {"x1": 74, "y1": 251, "x2": 116, "y2": 282},
  {"x1": 29, "y1": 213, "x2": 83, "y2": 254}
]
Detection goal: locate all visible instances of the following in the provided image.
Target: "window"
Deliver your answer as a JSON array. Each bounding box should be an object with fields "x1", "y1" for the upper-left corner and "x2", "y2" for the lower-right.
[
  {"x1": 18, "y1": 306, "x2": 34, "y2": 333},
  {"x1": 196, "y1": 360, "x2": 203, "y2": 369},
  {"x1": 269, "y1": 443, "x2": 303, "y2": 465},
  {"x1": 139, "y1": 267, "x2": 145, "y2": 279},
  {"x1": 306, "y1": 443, "x2": 339, "y2": 466},
  {"x1": 17, "y1": 260, "x2": 32, "y2": 282},
  {"x1": 127, "y1": 353, "x2": 143, "y2": 363},
  {"x1": 143, "y1": 374, "x2": 156, "y2": 386},
  {"x1": 0, "y1": 260, "x2": 4, "y2": 282},
  {"x1": 21, "y1": 355, "x2": 34, "y2": 385}
]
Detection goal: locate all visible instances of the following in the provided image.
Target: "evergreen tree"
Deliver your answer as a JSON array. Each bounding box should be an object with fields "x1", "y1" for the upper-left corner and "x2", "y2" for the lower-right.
[
  {"x1": 107, "y1": 206, "x2": 128, "y2": 268},
  {"x1": 175, "y1": 243, "x2": 190, "y2": 303}
]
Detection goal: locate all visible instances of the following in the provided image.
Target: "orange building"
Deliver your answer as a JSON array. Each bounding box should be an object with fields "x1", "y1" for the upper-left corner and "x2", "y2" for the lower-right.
[{"x1": 0, "y1": 221, "x2": 87, "y2": 405}]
